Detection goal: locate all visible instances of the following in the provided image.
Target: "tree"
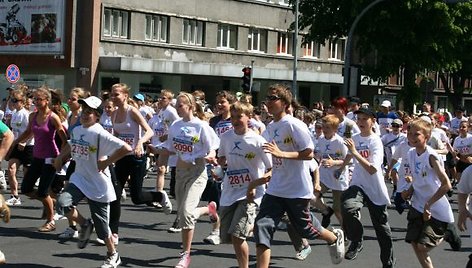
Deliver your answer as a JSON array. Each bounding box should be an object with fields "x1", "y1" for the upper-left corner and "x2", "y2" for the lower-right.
[{"x1": 294, "y1": 0, "x2": 472, "y2": 112}]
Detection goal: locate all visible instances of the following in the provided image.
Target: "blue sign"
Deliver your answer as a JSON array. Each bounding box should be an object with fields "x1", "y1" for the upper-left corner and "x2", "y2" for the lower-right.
[{"x1": 6, "y1": 64, "x2": 21, "y2": 84}]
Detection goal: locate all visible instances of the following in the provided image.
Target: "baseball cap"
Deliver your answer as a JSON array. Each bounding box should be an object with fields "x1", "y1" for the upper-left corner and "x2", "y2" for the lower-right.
[
  {"x1": 380, "y1": 100, "x2": 391, "y2": 108},
  {"x1": 349, "y1": 97, "x2": 361, "y2": 104},
  {"x1": 133, "y1": 93, "x2": 145, "y2": 102},
  {"x1": 354, "y1": 107, "x2": 376, "y2": 118},
  {"x1": 392, "y1": 119, "x2": 403, "y2": 126},
  {"x1": 78, "y1": 96, "x2": 103, "y2": 114},
  {"x1": 455, "y1": 106, "x2": 465, "y2": 112}
]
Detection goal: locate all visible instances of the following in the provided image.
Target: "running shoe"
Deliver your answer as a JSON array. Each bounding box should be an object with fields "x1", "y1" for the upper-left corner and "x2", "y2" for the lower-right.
[
  {"x1": 168, "y1": 217, "x2": 182, "y2": 233},
  {"x1": 0, "y1": 172, "x2": 6, "y2": 190},
  {"x1": 175, "y1": 251, "x2": 191, "y2": 268},
  {"x1": 160, "y1": 191, "x2": 172, "y2": 215},
  {"x1": 101, "y1": 251, "x2": 121, "y2": 268},
  {"x1": 203, "y1": 229, "x2": 220, "y2": 245},
  {"x1": 328, "y1": 228, "x2": 345, "y2": 264},
  {"x1": 53, "y1": 213, "x2": 68, "y2": 221},
  {"x1": 58, "y1": 227, "x2": 79, "y2": 239},
  {"x1": 5, "y1": 196, "x2": 21, "y2": 206},
  {"x1": 208, "y1": 201, "x2": 218, "y2": 223},
  {"x1": 345, "y1": 240, "x2": 363, "y2": 260},
  {"x1": 295, "y1": 245, "x2": 312, "y2": 261},
  {"x1": 78, "y1": 218, "x2": 94, "y2": 249},
  {"x1": 0, "y1": 249, "x2": 5, "y2": 264}
]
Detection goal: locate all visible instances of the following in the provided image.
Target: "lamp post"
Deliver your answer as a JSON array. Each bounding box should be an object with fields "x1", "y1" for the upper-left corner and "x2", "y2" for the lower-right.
[
  {"x1": 342, "y1": 0, "x2": 389, "y2": 97},
  {"x1": 292, "y1": 0, "x2": 299, "y2": 100}
]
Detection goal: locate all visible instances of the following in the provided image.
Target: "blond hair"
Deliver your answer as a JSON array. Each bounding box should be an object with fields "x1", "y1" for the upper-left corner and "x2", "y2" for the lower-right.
[
  {"x1": 322, "y1": 114, "x2": 341, "y2": 129},
  {"x1": 408, "y1": 118, "x2": 432, "y2": 137},
  {"x1": 230, "y1": 101, "x2": 254, "y2": 117}
]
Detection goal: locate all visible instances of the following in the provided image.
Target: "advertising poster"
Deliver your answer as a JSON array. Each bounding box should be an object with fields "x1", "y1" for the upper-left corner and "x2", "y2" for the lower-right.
[{"x1": 0, "y1": 0, "x2": 65, "y2": 54}]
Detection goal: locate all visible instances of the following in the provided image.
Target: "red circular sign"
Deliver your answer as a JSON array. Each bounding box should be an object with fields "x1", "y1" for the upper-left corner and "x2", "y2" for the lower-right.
[{"x1": 6, "y1": 64, "x2": 21, "y2": 84}]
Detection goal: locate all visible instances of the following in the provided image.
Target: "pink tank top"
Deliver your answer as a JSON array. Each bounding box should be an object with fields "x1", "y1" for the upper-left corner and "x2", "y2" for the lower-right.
[{"x1": 32, "y1": 112, "x2": 59, "y2": 159}]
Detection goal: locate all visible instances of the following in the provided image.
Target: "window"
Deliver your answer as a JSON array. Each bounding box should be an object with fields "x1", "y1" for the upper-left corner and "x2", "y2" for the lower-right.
[
  {"x1": 328, "y1": 39, "x2": 345, "y2": 60},
  {"x1": 302, "y1": 41, "x2": 321, "y2": 58},
  {"x1": 217, "y1": 24, "x2": 237, "y2": 49},
  {"x1": 103, "y1": 8, "x2": 129, "y2": 38},
  {"x1": 280, "y1": 0, "x2": 290, "y2": 5},
  {"x1": 276, "y1": 32, "x2": 292, "y2": 55},
  {"x1": 182, "y1": 19, "x2": 204, "y2": 46},
  {"x1": 145, "y1": 15, "x2": 168, "y2": 42},
  {"x1": 248, "y1": 28, "x2": 267, "y2": 52}
]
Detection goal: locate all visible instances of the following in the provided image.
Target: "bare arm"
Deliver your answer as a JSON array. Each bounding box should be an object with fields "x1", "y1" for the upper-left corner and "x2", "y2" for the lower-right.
[
  {"x1": 457, "y1": 192, "x2": 472, "y2": 232},
  {"x1": 423, "y1": 155, "x2": 452, "y2": 220},
  {"x1": 262, "y1": 141, "x2": 313, "y2": 160},
  {"x1": 344, "y1": 138, "x2": 377, "y2": 175},
  {"x1": 0, "y1": 130, "x2": 14, "y2": 160},
  {"x1": 130, "y1": 107, "x2": 154, "y2": 157}
]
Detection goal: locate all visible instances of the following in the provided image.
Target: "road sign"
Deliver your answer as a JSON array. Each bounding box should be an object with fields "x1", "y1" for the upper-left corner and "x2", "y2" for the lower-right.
[{"x1": 5, "y1": 64, "x2": 21, "y2": 84}]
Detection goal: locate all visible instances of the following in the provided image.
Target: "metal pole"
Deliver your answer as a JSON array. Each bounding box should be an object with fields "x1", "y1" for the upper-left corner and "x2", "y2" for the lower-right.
[
  {"x1": 292, "y1": 0, "x2": 299, "y2": 100},
  {"x1": 343, "y1": 0, "x2": 388, "y2": 97},
  {"x1": 249, "y1": 60, "x2": 254, "y2": 91}
]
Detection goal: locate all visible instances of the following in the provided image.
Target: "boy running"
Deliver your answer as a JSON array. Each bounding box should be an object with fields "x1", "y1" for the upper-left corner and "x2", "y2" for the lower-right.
[{"x1": 254, "y1": 84, "x2": 344, "y2": 267}]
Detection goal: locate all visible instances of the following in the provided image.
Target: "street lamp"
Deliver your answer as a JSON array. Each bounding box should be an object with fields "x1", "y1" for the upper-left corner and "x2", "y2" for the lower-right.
[
  {"x1": 292, "y1": 0, "x2": 299, "y2": 100},
  {"x1": 342, "y1": 0, "x2": 389, "y2": 97}
]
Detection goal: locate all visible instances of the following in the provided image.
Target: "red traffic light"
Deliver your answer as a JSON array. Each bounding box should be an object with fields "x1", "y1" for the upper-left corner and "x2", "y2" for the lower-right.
[{"x1": 242, "y1": 67, "x2": 252, "y2": 75}]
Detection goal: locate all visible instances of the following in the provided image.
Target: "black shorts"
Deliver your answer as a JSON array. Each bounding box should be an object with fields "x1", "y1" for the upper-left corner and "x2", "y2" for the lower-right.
[
  {"x1": 405, "y1": 208, "x2": 447, "y2": 247},
  {"x1": 9, "y1": 144, "x2": 33, "y2": 167}
]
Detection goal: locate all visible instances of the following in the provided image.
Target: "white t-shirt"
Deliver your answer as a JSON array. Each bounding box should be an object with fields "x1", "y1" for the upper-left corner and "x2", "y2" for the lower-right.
[
  {"x1": 314, "y1": 134, "x2": 349, "y2": 191},
  {"x1": 408, "y1": 146, "x2": 454, "y2": 223},
  {"x1": 149, "y1": 105, "x2": 179, "y2": 147},
  {"x1": 350, "y1": 133, "x2": 390, "y2": 205},
  {"x1": 165, "y1": 117, "x2": 220, "y2": 164},
  {"x1": 99, "y1": 114, "x2": 114, "y2": 134},
  {"x1": 337, "y1": 116, "x2": 360, "y2": 138},
  {"x1": 453, "y1": 133, "x2": 472, "y2": 156},
  {"x1": 249, "y1": 118, "x2": 266, "y2": 134},
  {"x1": 218, "y1": 129, "x2": 272, "y2": 206},
  {"x1": 262, "y1": 114, "x2": 314, "y2": 199},
  {"x1": 11, "y1": 108, "x2": 34, "y2": 145},
  {"x1": 391, "y1": 141, "x2": 412, "y2": 193},
  {"x1": 456, "y1": 165, "x2": 472, "y2": 238},
  {"x1": 381, "y1": 132, "x2": 407, "y2": 165},
  {"x1": 69, "y1": 123, "x2": 127, "y2": 203},
  {"x1": 451, "y1": 117, "x2": 468, "y2": 135}
]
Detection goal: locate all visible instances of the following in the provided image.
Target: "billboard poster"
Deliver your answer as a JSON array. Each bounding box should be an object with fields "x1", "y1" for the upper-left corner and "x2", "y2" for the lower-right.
[{"x1": 0, "y1": 0, "x2": 65, "y2": 54}]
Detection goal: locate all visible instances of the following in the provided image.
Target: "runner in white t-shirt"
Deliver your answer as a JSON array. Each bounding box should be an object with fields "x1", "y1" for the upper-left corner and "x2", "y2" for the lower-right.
[
  {"x1": 402, "y1": 119, "x2": 454, "y2": 268},
  {"x1": 254, "y1": 84, "x2": 345, "y2": 267},
  {"x1": 163, "y1": 92, "x2": 220, "y2": 268},
  {"x1": 457, "y1": 165, "x2": 472, "y2": 267},
  {"x1": 342, "y1": 108, "x2": 394, "y2": 267},
  {"x1": 217, "y1": 102, "x2": 271, "y2": 268},
  {"x1": 314, "y1": 114, "x2": 349, "y2": 229},
  {"x1": 55, "y1": 96, "x2": 132, "y2": 268}
]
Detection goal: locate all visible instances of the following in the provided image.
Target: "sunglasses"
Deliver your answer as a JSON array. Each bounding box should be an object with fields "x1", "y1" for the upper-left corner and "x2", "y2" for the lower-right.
[
  {"x1": 68, "y1": 97, "x2": 78, "y2": 102},
  {"x1": 82, "y1": 107, "x2": 98, "y2": 115},
  {"x1": 391, "y1": 124, "x2": 401, "y2": 128},
  {"x1": 10, "y1": 98, "x2": 20, "y2": 103},
  {"x1": 266, "y1": 95, "x2": 281, "y2": 101},
  {"x1": 33, "y1": 97, "x2": 46, "y2": 102}
]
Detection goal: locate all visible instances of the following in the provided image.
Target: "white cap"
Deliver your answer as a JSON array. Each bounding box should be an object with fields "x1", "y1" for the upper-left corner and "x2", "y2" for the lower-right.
[
  {"x1": 78, "y1": 96, "x2": 102, "y2": 110},
  {"x1": 420, "y1": 115, "x2": 432, "y2": 124},
  {"x1": 380, "y1": 100, "x2": 391, "y2": 108}
]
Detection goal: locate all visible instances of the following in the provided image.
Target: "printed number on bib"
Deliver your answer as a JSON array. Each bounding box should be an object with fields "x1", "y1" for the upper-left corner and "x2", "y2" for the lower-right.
[
  {"x1": 273, "y1": 157, "x2": 283, "y2": 168},
  {"x1": 227, "y1": 169, "x2": 251, "y2": 188},
  {"x1": 174, "y1": 142, "x2": 193, "y2": 153},
  {"x1": 118, "y1": 134, "x2": 135, "y2": 146},
  {"x1": 71, "y1": 144, "x2": 89, "y2": 160},
  {"x1": 358, "y1": 150, "x2": 369, "y2": 159}
]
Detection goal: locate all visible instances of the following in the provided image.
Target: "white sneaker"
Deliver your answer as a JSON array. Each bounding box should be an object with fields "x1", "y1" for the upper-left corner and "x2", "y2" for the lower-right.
[
  {"x1": 203, "y1": 230, "x2": 220, "y2": 245},
  {"x1": 96, "y1": 233, "x2": 119, "y2": 246},
  {"x1": 328, "y1": 228, "x2": 345, "y2": 264},
  {"x1": 5, "y1": 196, "x2": 21, "y2": 206},
  {"x1": 159, "y1": 191, "x2": 172, "y2": 215},
  {"x1": 0, "y1": 172, "x2": 6, "y2": 190},
  {"x1": 0, "y1": 249, "x2": 5, "y2": 264},
  {"x1": 121, "y1": 189, "x2": 127, "y2": 201},
  {"x1": 58, "y1": 227, "x2": 79, "y2": 239},
  {"x1": 101, "y1": 251, "x2": 121, "y2": 268},
  {"x1": 53, "y1": 213, "x2": 67, "y2": 221}
]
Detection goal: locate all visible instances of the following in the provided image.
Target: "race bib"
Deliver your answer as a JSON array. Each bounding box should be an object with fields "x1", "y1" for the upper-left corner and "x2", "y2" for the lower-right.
[
  {"x1": 273, "y1": 156, "x2": 283, "y2": 169},
  {"x1": 173, "y1": 138, "x2": 193, "y2": 153},
  {"x1": 154, "y1": 127, "x2": 166, "y2": 137},
  {"x1": 227, "y1": 169, "x2": 251, "y2": 188},
  {"x1": 71, "y1": 143, "x2": 90, "y2": 160},
  {"x1": 118, "y1": 133, "x2": 135, "y2": 146}
]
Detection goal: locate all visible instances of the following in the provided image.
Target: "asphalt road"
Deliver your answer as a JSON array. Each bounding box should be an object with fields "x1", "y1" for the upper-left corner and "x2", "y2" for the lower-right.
[{"x1": 0, "y1": 171, "x2": 470, "y2": 268}]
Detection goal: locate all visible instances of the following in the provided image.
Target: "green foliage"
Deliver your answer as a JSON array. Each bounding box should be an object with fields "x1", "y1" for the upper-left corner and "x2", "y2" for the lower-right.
[{"x1": 295, "y1": 0, "x2": 472, "y2": 108}]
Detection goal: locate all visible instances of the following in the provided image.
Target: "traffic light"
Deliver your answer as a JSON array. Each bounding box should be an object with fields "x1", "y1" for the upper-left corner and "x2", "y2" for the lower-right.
[{"x1": 241, "y1": 67, "x2": 252, "y2": 93}]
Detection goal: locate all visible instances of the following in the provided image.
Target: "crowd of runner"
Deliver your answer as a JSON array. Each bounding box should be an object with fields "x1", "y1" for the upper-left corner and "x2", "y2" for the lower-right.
[{"x1": 0, "y1": 83, "x2": 471, "y2": 268}]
